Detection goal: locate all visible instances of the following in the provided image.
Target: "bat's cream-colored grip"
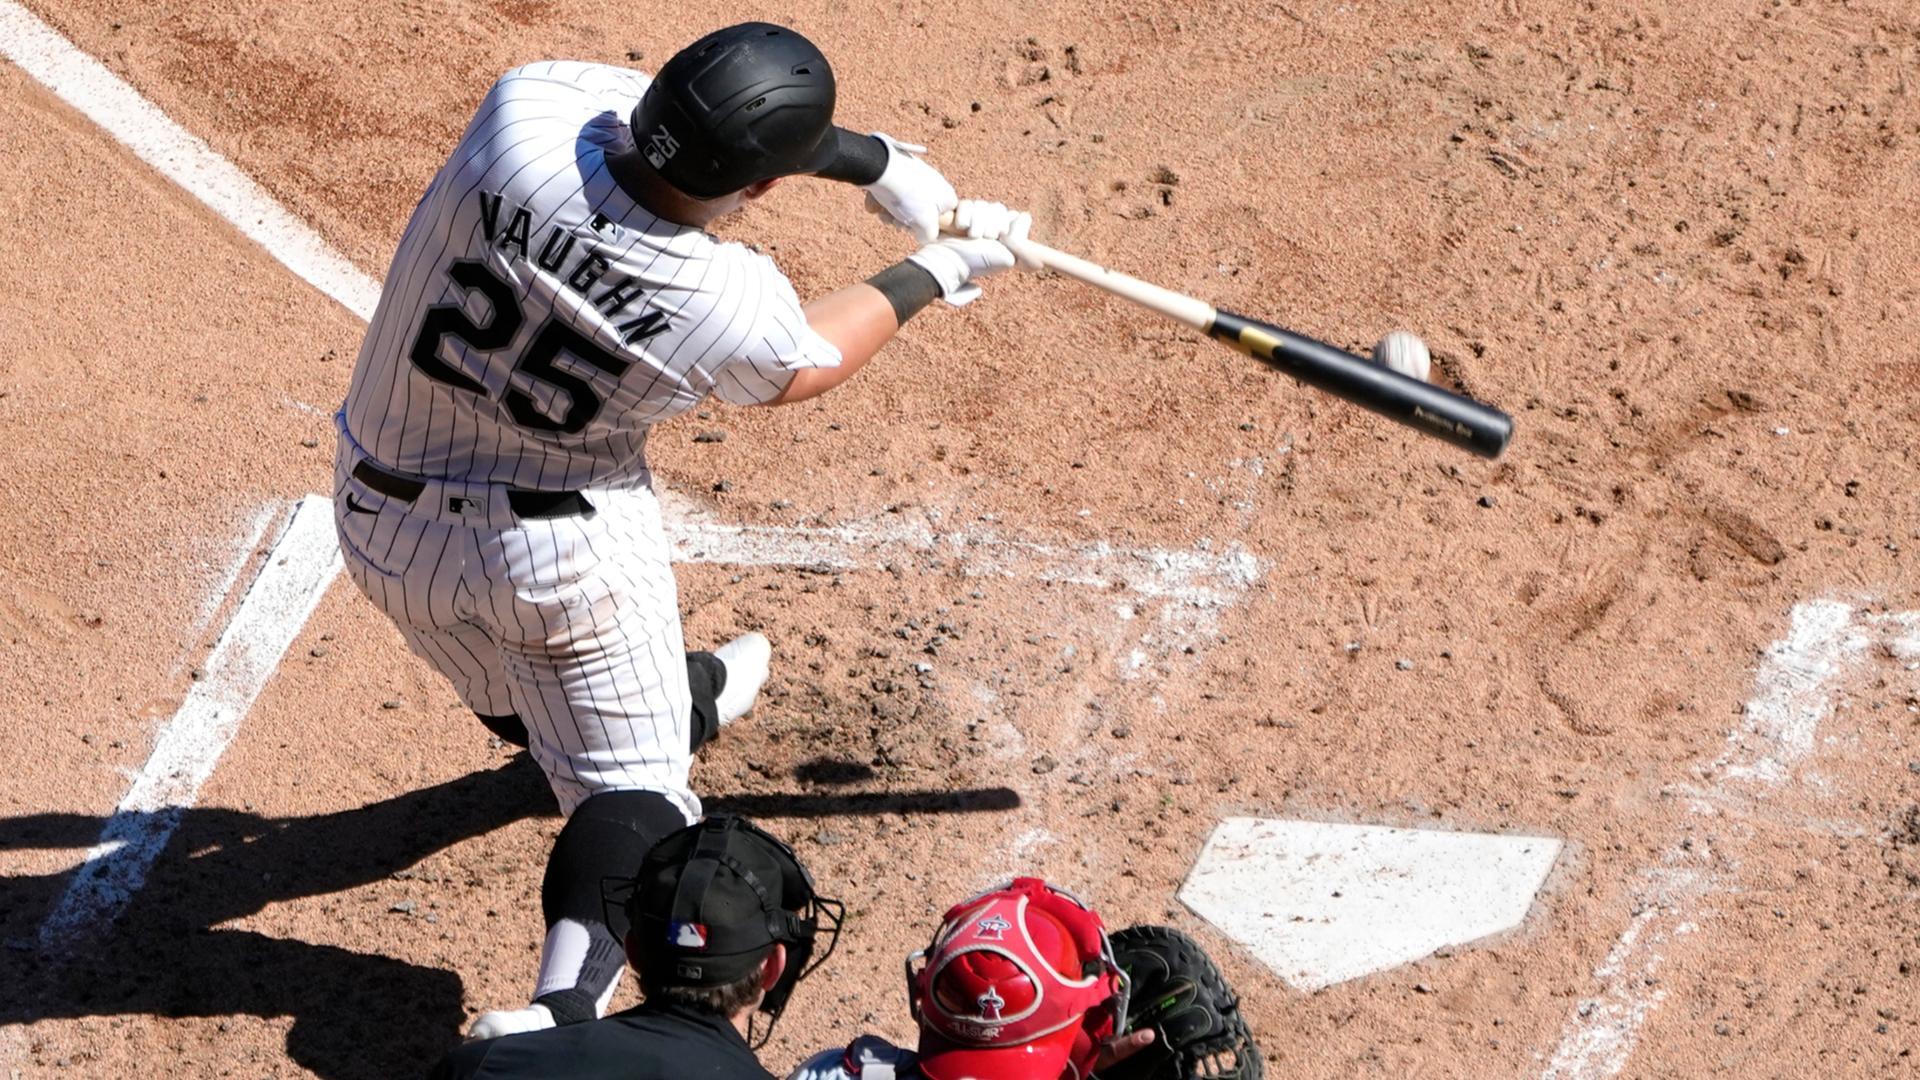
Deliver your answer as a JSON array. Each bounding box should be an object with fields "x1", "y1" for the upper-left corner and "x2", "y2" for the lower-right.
[{"x1": 935, "y1": 210, "x2": 1217, "y2": 330}]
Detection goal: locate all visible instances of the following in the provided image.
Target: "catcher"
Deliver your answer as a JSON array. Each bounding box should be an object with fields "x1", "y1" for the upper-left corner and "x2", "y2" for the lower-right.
[{"x1": 788, "y1": 877, "x2": 1262, "y2": 1080}]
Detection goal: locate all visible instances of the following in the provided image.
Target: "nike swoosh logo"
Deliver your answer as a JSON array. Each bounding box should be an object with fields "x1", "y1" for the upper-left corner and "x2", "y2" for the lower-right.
[{"x1": 344, "y1": 496, "x2": 376, "y2": 515}]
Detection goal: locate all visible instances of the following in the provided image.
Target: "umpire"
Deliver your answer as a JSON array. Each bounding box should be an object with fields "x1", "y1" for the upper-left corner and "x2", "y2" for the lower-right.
[{"x1": 432, "y1": 815, "x2": 843, "y2": 1079}]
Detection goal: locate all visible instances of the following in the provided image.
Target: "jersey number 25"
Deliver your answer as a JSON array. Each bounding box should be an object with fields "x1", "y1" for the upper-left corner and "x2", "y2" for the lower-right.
[{"x1": 407, "y1": 259, "x2": 631, "y2": 435}]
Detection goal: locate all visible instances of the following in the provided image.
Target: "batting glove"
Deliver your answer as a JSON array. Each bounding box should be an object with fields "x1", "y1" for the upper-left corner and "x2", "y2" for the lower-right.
[
  {"x1": 950, "y1": 199, "x2": 1040, "y2": 270},
  {"x1": 906, "y1": 237, "x2": 1016, "y2": 307},
  {"x1": 862, "y1": 133, "x2": 958, "y2": 243}
]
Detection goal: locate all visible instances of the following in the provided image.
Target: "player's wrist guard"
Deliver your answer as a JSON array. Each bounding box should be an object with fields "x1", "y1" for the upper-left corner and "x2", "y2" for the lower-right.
[
  {"x1": 811, "y1": 127, "x2": 890, "y2": 186},
  {"x1": 866, "y1": 260, "x2": 944, "y2": 325}
]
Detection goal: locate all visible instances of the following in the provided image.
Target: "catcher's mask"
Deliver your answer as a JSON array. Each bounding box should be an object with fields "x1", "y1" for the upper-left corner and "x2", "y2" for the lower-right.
[
  {"x1": 906, "y1": 877, "x2": 1129, "y2": 1080},
  {"x1": 629, "y1": 22, "x2": 838, "y2": 198},
  {"x1": 622, "y1": 814, "x2": 843, "y2": 1045}
]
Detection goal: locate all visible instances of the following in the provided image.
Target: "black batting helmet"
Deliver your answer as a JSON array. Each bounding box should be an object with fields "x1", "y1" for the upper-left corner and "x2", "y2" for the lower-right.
[{"x1": 630, "y1": 22, "x2": 838, "y2": 198}]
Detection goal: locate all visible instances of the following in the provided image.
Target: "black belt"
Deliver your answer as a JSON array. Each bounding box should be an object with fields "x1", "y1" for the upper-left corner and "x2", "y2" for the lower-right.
[{"x1": 351, "y1": 461, "x2": 593, "y2": 519}]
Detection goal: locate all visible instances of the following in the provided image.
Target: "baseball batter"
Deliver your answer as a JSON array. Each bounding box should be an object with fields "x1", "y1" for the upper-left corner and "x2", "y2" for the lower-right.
[{"x1": 332, "y1": 23, "x2": 1029, "y2": 1040}]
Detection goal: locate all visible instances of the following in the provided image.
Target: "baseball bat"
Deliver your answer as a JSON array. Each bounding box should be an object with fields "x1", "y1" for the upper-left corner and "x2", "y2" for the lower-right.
[{"x1": 939, "y1": 215, "x2": 1514, "y2": 460}]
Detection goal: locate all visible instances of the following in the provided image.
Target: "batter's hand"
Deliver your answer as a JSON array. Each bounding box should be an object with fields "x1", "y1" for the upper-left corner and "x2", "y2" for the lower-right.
[
  {"x1": 906, "y1": 236, "x2": 1016, "y2": 307},
  {"x1": 950, "y1": 199, "x2": 1040, "y2": 270},
  {"x1": 863, "y1": 133, "x2": 958, "y2": 243}
]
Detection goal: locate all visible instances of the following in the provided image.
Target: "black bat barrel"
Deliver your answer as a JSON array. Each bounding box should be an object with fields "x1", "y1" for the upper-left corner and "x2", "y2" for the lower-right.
[{"x1": 1208, "y1": 310, "x2": 1513, "y2": 459}]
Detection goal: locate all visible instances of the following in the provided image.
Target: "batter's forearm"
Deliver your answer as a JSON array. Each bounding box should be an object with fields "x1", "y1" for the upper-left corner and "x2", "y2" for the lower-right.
[
  {"x1": 770, "y1": 282, "x2": 901, "y2": 404},
  {"x1": 771, "y1": 261, "x2": 945, "y2": 405}
]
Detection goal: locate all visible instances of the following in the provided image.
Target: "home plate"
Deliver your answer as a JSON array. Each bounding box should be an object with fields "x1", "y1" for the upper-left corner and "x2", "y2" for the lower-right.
[{"x1": 1179, "y1": 817, "x2": 1562, "y2": 991}]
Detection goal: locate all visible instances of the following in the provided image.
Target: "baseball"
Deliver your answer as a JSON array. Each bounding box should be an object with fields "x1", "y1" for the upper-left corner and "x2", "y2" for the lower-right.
[{"x1": 1373, "y1": 330, "x2": 1431, "y2": 382}]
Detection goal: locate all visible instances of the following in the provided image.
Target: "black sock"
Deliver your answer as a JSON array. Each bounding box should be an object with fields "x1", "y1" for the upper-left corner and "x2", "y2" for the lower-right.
[
  {"x1": 535, "y1": 790, "x2": 689, "y2": 1022},
  {"x1": 685, "y1": 650, "x2": 727, "y2": 754}
]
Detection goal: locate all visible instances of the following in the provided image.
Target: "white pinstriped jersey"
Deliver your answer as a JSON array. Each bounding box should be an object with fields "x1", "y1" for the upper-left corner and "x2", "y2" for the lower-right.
[{"x1": 341, "y1": 60, "x2": 841, "y2": 491}]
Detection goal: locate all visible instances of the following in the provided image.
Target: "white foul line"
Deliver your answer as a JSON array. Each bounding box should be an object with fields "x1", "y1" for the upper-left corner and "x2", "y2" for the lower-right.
[
  {"x1": 37, "y1": 498, "x2": 342, "y2": 950},
  {"x1": 0, "y1": 4, "x2": 373, "y2": 942},
  {"x1": 1539, "y1": 599, "x2": 1888, "y2": 1078},
  {"x1": 0, "y1": 1, "x2": 382, "y2": 320}
]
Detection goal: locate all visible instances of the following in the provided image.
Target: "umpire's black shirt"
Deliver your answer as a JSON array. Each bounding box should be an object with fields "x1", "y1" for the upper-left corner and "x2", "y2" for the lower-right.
[{"x1": 430, "y1": 1001, "x2": 775, "y2": 1079}]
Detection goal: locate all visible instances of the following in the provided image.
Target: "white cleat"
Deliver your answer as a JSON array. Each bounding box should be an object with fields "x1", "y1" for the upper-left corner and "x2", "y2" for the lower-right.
[
  {"x1": 712, "y1": 632, "x2": 772, "y2": 724},
  {"x1": 466, "y1": 1002, "x2": 555, "y2": 1041}
]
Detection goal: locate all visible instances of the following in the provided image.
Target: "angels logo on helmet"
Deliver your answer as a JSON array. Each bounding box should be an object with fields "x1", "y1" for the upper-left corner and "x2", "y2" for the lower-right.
[
  {"x1": 973, "y1": 913, "x2": 1013, "y2": 941},
  {"x1": 905, "y1": 878, "x2": 1128, "y2": 1080}
]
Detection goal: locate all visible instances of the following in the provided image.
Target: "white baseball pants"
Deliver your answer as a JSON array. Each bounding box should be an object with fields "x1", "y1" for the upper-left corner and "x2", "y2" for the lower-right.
[{"x1": 332, "y1": 456, "x2": 699, "y2": 820}]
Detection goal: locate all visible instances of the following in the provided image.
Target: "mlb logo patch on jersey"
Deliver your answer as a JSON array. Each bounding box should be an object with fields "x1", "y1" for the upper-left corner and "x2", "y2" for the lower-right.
[{"x1": 670, "y1": 921, "x2": 709, "y2": 949}]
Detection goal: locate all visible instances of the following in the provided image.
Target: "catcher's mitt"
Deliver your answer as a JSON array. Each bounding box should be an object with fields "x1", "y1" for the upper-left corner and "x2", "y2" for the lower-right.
[{"x1": 1099, "y1": 925, "x2": 1262, "y2": 1080}]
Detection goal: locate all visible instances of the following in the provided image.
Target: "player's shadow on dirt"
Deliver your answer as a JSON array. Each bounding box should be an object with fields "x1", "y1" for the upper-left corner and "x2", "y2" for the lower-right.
[
  {"x1": 0, "y1": 756, "x2": 1022, "y2": 1079},
  {"x1": 0, "y1": 755, "x2": 556, "y2": 1078},
  {"x1": 791, "y1": 757, "x2": 879, "y2": 785},
  {"x1": 709, "y1": 787, "x2": 1022, "y2": 817}
]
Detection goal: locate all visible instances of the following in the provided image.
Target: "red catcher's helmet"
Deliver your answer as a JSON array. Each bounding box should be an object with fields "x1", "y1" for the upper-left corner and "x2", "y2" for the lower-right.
[{"x1": 906, "y1": 878, "x2": 1128, "y2": 1080}]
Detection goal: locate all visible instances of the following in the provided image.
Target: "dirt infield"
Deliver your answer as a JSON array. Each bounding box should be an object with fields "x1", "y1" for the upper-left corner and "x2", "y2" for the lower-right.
[{"x1": 3, "y1": 0, "x2": 1917, "y2": 1076}]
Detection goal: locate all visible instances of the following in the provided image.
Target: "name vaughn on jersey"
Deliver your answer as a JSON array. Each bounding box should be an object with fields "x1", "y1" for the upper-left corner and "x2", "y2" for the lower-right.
[
  {"x1": 343, "y1": 60, "x2": 843, "y2": 493},
  {"x1": 480, "y1": 190, "x2": 671, "y2": 348}
]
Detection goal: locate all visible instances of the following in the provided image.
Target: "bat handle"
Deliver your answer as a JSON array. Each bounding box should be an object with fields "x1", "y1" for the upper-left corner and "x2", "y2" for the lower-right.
[{"x1": 937, "y1": 211, "x2": 1214, "y2": 329}]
